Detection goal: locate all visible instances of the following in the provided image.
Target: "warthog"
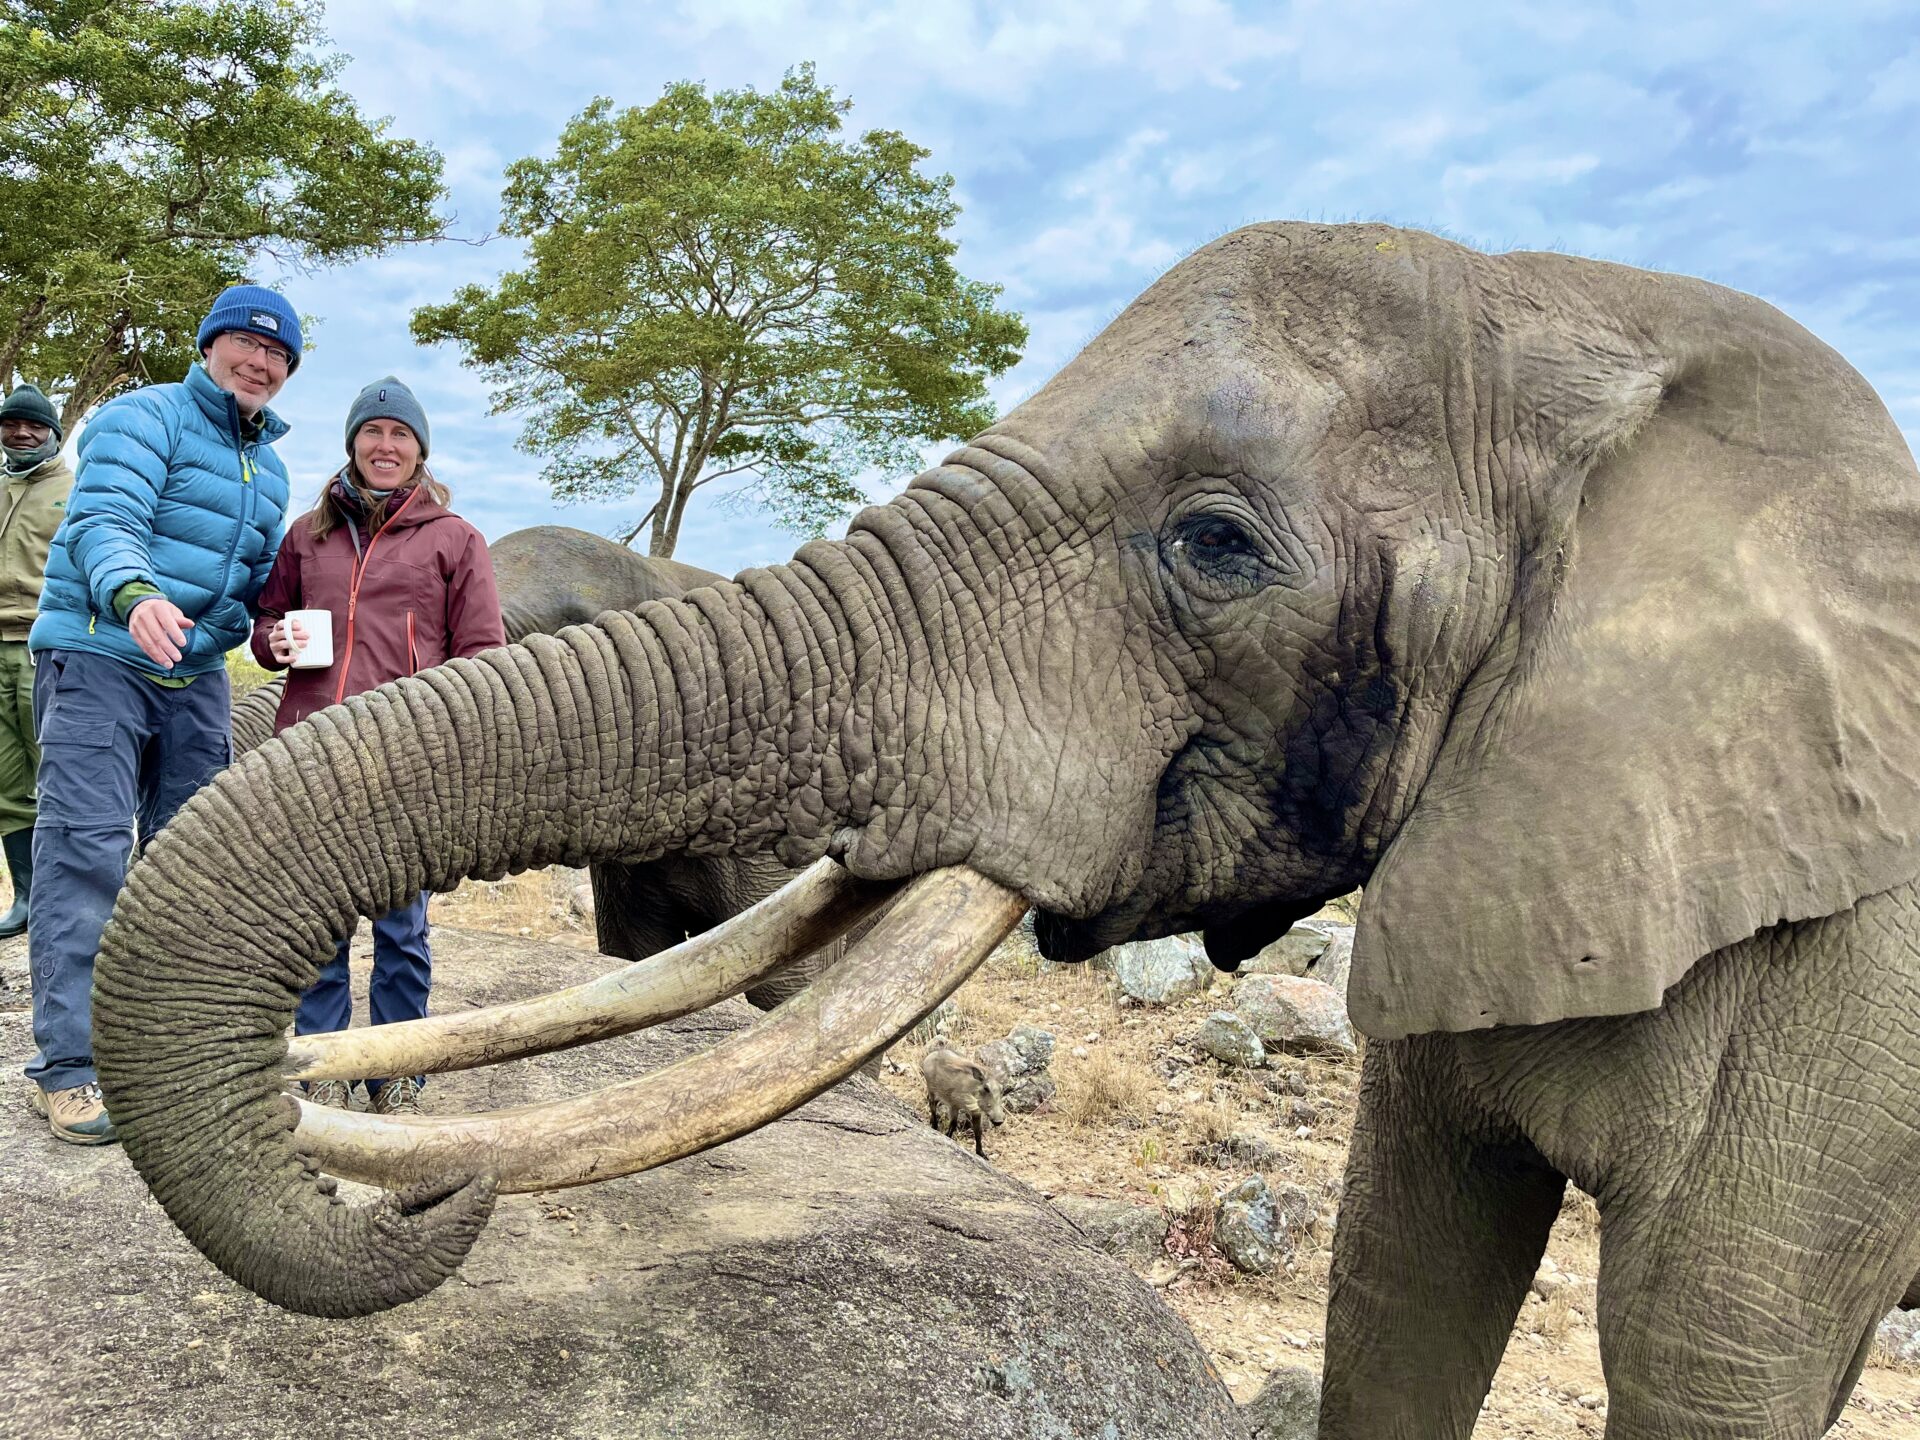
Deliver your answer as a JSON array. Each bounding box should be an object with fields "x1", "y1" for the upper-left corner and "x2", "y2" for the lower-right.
[{"x1": 920, "y1": 1040, "x2": 1007, "y2": 1157}]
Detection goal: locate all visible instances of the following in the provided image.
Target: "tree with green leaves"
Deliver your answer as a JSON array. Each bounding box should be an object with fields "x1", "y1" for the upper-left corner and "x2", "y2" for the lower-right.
[
  {"x1": 412, "y1": 64, "x2": 1026, "y2": 556},
  {"x1": 0, "y1": 0, "x2": 446, "y2": 430}
]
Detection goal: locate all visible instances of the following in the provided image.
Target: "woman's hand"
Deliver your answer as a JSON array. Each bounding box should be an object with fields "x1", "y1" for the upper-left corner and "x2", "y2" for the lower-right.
[{"x1": 268, "y1": 616, "x2": 309, "y2": 665}]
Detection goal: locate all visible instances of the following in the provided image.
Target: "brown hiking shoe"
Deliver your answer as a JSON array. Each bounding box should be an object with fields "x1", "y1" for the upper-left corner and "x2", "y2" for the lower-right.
[
  {"x1": 302, "y1": 1079, "x2": 352, "y2": 1110},
  {"x1": 30, "y1": 1082, "x2": 118, "y2": 1146},
  {"x1": 369, "y1": 1077, "x2": 423, "y2": 1115}
]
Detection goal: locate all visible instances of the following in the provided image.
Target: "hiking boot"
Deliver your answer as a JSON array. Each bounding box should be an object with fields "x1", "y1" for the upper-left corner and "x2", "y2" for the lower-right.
[
  {"x1": 369, "y1": 1077, "x2": 423, "y2": 1115},
  {"x1": 302, "y1": 1079, "x2": 352, "y2": 1110},
  {"x1": 30, "y1": 1081, "x2": 117, "y2": 1145}
]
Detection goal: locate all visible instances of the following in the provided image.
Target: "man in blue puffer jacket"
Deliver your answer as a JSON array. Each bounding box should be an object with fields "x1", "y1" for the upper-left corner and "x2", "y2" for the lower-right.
[{"x1": 24, "y1": 284, "x2": 299, "y2": 1144}]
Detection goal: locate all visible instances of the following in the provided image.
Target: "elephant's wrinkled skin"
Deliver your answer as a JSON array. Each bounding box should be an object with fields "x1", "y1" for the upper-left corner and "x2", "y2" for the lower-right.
[
  {"x1": 233, "y1": 526, "x2": 835, "y2": 1008},
  {"x1": 97, "y1": 223, "x2": 1920, "y2": 1437}
]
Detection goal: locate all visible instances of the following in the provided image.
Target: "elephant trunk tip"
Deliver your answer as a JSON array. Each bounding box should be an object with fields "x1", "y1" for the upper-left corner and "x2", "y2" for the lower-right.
[{"x1": 234, "y1": 1172, "x2": 499, "y2": 1319}]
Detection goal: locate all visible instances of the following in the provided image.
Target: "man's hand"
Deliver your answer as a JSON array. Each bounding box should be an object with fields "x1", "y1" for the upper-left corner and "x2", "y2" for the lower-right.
[{"x1": 128, "y1": 596, "x2": 194, "y2": 669}]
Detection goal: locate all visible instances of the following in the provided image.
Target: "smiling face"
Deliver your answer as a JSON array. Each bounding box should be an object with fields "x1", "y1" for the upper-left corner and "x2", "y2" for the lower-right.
[
  {"x1": 201, "y1": 330, "x2": 290, "y2": 415},
  {"x1": 0, "y1": 418, "x2": 53, "y2": 451},
  {"x1": 351, "y1": 418, "x2": 423, "y2": 489}
]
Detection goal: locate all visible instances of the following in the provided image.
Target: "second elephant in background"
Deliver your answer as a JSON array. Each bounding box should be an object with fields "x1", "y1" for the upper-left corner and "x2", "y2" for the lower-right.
[{"x1": 234, "y1": 524, "x2": 857, "y2": 1011}]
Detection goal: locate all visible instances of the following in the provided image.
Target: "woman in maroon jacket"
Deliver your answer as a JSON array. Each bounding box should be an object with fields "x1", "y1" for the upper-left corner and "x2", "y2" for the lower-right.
[{"x1": 251, "y1": 376, "x2": 503, "y2": 1114}]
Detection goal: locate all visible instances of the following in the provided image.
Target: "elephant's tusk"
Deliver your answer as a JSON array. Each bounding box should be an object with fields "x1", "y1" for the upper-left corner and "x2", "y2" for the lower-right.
[
  {"x1": 284, "y1": 857, "x2": 900, "y2": 1084},
  {"x1": 290, "y1": 864, "x2": 1027, "y2": 1193}
]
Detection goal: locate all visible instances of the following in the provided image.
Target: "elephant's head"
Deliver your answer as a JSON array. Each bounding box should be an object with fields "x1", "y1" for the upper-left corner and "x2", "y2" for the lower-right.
[{"x1": 94, "y1": 223, "x2": 1920, "y2": 1316}]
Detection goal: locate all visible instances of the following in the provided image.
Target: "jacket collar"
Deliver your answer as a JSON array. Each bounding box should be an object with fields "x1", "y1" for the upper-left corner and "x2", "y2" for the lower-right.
[
  {"x1": 328, "y1": 467, "x2": 446, "y2": 532},
  {"x1": 185, "y1": 363, "x2": 290, "y2": 446}
]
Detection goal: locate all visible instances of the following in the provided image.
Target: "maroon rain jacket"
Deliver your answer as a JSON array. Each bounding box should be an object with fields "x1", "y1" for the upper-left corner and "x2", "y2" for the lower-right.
[{"x1": 250, "y1": 477, "x2": 505, "y2": 733}]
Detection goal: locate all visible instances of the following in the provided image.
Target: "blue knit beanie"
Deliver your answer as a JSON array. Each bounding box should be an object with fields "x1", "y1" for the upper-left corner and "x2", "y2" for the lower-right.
[
  {"x1": 345, "y1": 376, "x2": 430, "y2": 460},
  {"x1": 196, "y1": 284, "x2": 303, "y2": 371}
]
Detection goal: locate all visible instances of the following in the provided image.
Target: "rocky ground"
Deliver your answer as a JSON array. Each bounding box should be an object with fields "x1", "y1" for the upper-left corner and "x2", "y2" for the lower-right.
[{"x1": 6, "y1": 862, "x2": 1920, "y2": 1436}]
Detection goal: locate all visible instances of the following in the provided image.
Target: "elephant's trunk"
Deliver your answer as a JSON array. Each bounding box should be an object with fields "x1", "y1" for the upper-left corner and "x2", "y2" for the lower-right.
[{"x1": 91, "y1": 576, "x2": 878, "y2": 1317}]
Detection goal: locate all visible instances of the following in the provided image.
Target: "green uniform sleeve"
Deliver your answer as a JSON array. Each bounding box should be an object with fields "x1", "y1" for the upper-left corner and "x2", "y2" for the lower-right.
[{"x1": 111, "y1": 580, "x2": 164, "y2": 623}]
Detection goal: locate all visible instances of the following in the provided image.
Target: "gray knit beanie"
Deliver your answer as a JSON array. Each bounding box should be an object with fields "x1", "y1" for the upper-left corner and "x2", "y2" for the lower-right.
[{"x1": 344, "y1": 376, "x2": 429, "y2": 459}]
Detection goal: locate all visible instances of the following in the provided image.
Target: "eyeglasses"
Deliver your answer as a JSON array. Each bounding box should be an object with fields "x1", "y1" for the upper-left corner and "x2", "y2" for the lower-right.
[{"x1": 223, "y1": 331, "x2": 294, "y2": 369}]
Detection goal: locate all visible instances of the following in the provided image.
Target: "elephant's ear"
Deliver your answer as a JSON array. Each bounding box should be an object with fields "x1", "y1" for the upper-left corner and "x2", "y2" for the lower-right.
[{"x1": 1349, "y1": 260, "x2": 1920, "y2": 1039}]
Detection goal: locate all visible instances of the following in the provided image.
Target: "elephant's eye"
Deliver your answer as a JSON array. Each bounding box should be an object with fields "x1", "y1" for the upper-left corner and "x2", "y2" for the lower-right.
[
  {"x1": 1161, "y1": 506, "x2": 1284, "y2": 601},
  {"x1": 1181, "y1": 518, "x2": 1257, "y2": 559}
]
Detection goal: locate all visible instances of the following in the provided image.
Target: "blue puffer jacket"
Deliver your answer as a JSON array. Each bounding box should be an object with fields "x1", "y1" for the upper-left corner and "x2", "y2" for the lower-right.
[{"x1": 31, "y1": 365, "x2": 292, "y2": 676}]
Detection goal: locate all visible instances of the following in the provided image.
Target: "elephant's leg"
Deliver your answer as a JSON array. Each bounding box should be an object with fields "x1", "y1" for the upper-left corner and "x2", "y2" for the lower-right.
[
  {"x1": 1591, "y1": 1148, "x2": 1913, "y2": 1438},
  {"x1": 1584, "y1": 898, "x2": 1920, "y2": 1439},
  {"x1": 589, "y1": 860, "x2": 691, "y2": 961},
  {"x1": 1319, "y1": 1037, "x2": 1567, "y2": 1440}
]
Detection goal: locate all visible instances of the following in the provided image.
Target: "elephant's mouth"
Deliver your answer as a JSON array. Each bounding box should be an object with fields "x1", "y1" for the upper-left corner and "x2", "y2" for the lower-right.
[{"x1": 286, "y1": 861, "x2": 1026, "y2": 1193}]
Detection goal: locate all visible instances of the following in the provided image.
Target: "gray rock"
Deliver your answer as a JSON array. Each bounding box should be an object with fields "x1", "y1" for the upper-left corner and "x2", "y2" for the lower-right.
[
  {"x1": 979, "y1": 1023, "x2": 1055, "y2": 1079},
  {"x1": 1878, "y1": 1308, "x2": 1920, "y2": 1364},
  {"x1": 1242, "y1": 925, "x2": 1330, "y2": 977},
  {"x1": 1242, "y1": 1363, "x2": 1322, "y2": 1440},
  {"x1": 1215, "y1": 1177, "x2": 1322, "y2": 1276},
  {"x1": 1091, "y1": 932, "x2": 1216, "y2": 1004},
  {"x1": 1272, "y1": 1183, "x2": 1321, "y2": 1238},
  {"x1": 1002, "y1": 1073, "x2": 1058, "y2": 1114},
  {"x1": 1215, "y1": 1176, "x2": 1291, "y2": 1276},
  {"x1": 1190, "y1": 1131, "x2": 1282, "y2": 1170},
  {"x1": 1233, "y1": 975, "x2": 1357, "y2": 1058},
  {"x1": 1197, "y1": 1010, "x2": 1267, "y2": 1069},
  {"x1": 1262, "y1": 1067, "x2": 1310, "y2": 1097},
  {"x1": 1, "y1": 927, "x2": 1248, "y2": 1440},
  {"x1": 1052, "y1": 1195, "x2": 1171, "y2": 1266},
  {"x1": 1307, "y1": 925, "x2": 1353, "y2": 995},
  {"x1": 567, "y1": 881, "x2": 595, "y2": 921}
]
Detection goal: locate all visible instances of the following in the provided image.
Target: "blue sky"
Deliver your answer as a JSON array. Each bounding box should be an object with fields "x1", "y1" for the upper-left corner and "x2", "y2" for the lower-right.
[{"x1": 255, "y1": 0, "x2": 1920, "y2": 577}]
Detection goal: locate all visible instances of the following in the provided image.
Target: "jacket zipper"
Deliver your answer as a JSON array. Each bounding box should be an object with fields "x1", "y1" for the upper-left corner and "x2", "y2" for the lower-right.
[
  {"x1": 333, "y1": 486, "x2": 422, "y2": 706},
  {"x1": 214, "y1": 401, "x2": 259, "y2": 612},
  {"x1": 406, "y1": 611, "x2": 417, "y2": 675}
]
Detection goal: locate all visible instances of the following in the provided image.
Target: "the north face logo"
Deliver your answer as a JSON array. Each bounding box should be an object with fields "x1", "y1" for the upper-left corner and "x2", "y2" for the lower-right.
[
  {"x1": 248, "y1": 311, "x2": 280, "y2": 332},
  {"x1": 378, "y1": 388, "x2": 389, "y2": 401}
]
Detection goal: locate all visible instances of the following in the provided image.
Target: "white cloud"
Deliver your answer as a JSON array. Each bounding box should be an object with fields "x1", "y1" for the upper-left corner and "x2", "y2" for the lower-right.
[{"x1": 226, "y1": 0, "x2": 1920, "y2": 574}]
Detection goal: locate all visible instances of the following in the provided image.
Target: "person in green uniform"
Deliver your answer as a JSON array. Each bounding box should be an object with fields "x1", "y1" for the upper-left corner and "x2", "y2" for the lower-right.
[{"x1": 0, "y1": 384, "x2": 73, "y2": 938}]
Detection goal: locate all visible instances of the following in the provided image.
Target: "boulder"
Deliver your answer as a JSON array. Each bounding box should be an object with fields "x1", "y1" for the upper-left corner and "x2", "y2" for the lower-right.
[
  {"x1": 1242, "y1": 925, "x2": 1330, "y2": 977},
  {"x1": 568, "y1": 881, "x2": 596, "y2": 922},
  {"x1": 0, "y1": 927, "x2": 1247, "y2": 1440},
  {"x1": 1090, "y1": 933, "x2": 1215, "y2": 1004},
  {"x1": 1243, "y1": 1364, "x2": 1322, "y2": 1440},
  {"x1": 1878, "y1": 1308, "x2": 1920, "y2": 1364},
  {"x1": 1306, "y1": 925, "x2": 1353, "y2": 996},
  {"x1": 1214, "y1": 1177, "x2": 1320, "y2": 1277},
  {"x1": 1232, "y1": 975, "x2": 1357, "y2": 1058},
  {"x1": 1000, "y1": 1073, "x2": 1057, "y2": 1114},
  {"x1": 978, "y1": 1024, "x2": 1057, "y2": 1112},
  {"x1": 1197, "y1": 1010, "x2": 1266, "y2": 1069},
  {"x1": 1190, "y1": 1131, "x2": 1282, "y2": 1171},
  {"x1": 1216, "y1": 1176, "x2": 1287, "y2": 1276},
  {"x1": 978, "y1": 1023, "x2": 1055, "y2": 1079},
  {"x1": 1051, "y1": 1195, "x2": 1170, "y2": 1267}
]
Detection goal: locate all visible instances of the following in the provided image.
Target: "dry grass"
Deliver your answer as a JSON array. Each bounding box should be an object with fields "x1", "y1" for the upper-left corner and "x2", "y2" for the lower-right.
[
  {"x1": 1524, "y1": 1289, "x2": 1576, "y2": 1340},
  {"x1": 432, "y1": 866, "x2": 596, "y2": 948},
  {"x1": 1058, "y1": 1045, "x2": 1158, "y2": 1125}
]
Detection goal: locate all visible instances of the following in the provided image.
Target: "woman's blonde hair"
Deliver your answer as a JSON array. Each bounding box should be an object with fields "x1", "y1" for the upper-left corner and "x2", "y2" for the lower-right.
[{"x1": 307, "y1": 458, "x2": 450, "y2": 541}]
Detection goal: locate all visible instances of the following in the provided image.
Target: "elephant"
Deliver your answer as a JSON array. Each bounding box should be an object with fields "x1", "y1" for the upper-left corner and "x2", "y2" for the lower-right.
[
  {"x1": 230, "y1": 526, "x2": 834, "y2": 1009},
  {"x1": 92, "y1": 221, "x2": 1920, "y2": 1438}
]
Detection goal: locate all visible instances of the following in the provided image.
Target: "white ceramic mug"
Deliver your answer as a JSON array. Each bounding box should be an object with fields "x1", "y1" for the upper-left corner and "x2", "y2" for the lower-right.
[{"x1": 285, "y1": 609, "x2": 333, "y2": 669}]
